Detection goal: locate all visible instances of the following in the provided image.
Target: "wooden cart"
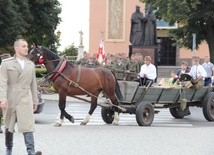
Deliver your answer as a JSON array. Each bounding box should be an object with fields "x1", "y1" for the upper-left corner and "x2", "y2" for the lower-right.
[{"x1": 101, "y1": 81, "x2": 214, "y2": 126}]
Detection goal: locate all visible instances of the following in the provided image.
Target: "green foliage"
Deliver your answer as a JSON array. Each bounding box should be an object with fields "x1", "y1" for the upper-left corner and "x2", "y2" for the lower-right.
[
  {"x1": 140, "y1": 0, "x2": 214, "y2": 61},
  {"x1": 59, "y1": 43, "x2": 78, "y2": 56},
  {"x1": 35, "y1": 68, "x2": 47, "y2": 78},
  {"x1": 0, "y1": 0, "x2": 61, "y2": 54}
]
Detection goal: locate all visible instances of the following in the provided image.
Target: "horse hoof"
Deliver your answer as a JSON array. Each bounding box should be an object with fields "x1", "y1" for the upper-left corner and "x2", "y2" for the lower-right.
[
  {"x1": 112, "y1": 121, "x2": 118, "y2": 126},
  {"x1": 70, "y1": 116, "x2": 74, "y2": 123},
  {"x1": 54, "y1": 123, "x2": 62, "y2": 127},
  {"x1": 80, "y1": 122, "x2": 87, "y2": 125}
]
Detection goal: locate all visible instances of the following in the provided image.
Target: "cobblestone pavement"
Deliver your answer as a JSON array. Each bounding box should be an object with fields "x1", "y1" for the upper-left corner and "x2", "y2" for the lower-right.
[{"x1": 0, "y1": 94, "x2": 214, "y2": 155}]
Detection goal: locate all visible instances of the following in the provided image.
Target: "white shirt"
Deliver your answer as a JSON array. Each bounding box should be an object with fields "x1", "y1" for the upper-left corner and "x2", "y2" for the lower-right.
[
  {"x1": 16, "y1": 58, "x2": 25, "y2": 70},
  {"x1": 139, "y1": 63, "x2": 157, "y2": 80},
  {"x1": 189, "y1": 64, "x2": 207, "y2": 80},
  {"x1": 202, "y1": 62, "x2": 214, "y2": 77}
]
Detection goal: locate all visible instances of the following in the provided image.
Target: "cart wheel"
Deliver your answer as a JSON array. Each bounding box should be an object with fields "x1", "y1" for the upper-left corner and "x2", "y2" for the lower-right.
[
  {"x1": 42, "y1": 80, "x2": 54, "y2": 95},
  {"x1": 101, "y1": 107, "x2": 114, "y2": 124},
  {"x1": 169, "y1": 107, "x2": 190, "y2": 119},
  {"x1": 136, "y1": 101, "x2": 154, "y2": 126},
  {"x1": 202, "y1": 92, "x2": 214, "y2": 121}
]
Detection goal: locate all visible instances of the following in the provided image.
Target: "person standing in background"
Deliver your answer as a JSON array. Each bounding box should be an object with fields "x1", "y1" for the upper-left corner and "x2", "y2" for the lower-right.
[{"x1": 202, "y1": 56, "x2": 214, "y2": 86}]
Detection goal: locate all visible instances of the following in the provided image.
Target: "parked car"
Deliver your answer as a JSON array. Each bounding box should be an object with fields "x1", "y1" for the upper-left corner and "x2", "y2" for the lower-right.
[{"x1": 34, "y1": 89, "x2": 45, "y2": 114}]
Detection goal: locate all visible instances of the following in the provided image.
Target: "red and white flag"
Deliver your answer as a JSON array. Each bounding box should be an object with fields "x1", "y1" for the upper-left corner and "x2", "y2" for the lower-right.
[{"x1": 96, "y1": 37, "x2": 106, "y2": 63}]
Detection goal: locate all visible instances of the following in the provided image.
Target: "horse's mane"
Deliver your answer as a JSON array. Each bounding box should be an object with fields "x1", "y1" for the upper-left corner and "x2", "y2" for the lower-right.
[
  {"x1": 41, "y1": 46, "x2": 75, "y2": 67},
  {"x1": 41, "y1": 46, "x2": 60, "y2": 60}
]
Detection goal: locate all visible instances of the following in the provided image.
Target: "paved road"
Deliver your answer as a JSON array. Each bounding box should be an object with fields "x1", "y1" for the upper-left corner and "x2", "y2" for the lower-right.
[{"x1": 0, "y1": 95, "x2": 214, "y2": 155}]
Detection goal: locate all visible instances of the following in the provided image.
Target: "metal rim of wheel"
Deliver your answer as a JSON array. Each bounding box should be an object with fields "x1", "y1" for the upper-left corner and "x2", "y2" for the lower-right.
[{"x1": 142, "y1": 107, "x2": 151, "y2": 122}]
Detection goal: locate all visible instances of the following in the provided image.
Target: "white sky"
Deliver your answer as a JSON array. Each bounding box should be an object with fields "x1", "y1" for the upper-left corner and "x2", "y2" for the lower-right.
[{"x1": 57, "y1": 0, "x2": 89, "y2": 52}]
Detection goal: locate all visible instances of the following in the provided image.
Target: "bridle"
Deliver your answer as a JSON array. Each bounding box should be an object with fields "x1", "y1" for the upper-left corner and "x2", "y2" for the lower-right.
[
  {"x1": 33, "y1": 47, "x2": 61, "y2": 64},
  {"x1": 32, "y1": 46, "x2": 67, "y2": 82}
]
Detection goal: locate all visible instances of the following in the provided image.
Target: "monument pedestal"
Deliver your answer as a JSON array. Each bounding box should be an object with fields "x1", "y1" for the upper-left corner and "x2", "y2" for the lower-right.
[
  {"x1": 77, "y1": 45, "x2": 84, "y2": 61},
  {"x1": 129, "y1": 45, "x2": 158, "y2": 66}
]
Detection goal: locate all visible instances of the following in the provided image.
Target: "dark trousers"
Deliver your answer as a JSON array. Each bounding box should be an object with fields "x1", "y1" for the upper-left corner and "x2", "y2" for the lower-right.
[
  {"x1": 0, "y1": 115, "x2": 3, "y2": 133},
  {"x1": 23, "y1": 132, "x2": 35, "y2": 155},
  {"x1": 204, "y1": 77, "x2": 211, "y2": 86},
  {"x1": 5, "y1": 129, "x2": 13, "y2": 155},
  {"x1": 5, "y1": 130, "x2": 35, "y2": 155},
  {"x1": 133, "y1": 77, "x2": 153, "y2": 86}
]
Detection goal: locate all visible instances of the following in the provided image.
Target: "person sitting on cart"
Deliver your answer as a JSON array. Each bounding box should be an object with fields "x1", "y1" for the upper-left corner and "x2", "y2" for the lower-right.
[
  {"x1": 189, "y1": 56, "x2": 207, "y2": 89},
  {"x1": 172, "y1": 61, "x2": 190, "y2": 84},
  {"x1": 168, "y1": 71, "x2": 178, "y2": 85},
  {"x1": 177, "y1": 61, "x2": 190, "y2": 78},
  {"x1": 135, "y1": 56, "x2": 157, "y2": 86}
]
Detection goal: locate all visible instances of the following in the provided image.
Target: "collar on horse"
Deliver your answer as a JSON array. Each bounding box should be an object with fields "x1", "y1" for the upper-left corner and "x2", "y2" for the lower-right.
[{"x1": 49, "y1": 59, "x2": 67, "y2": 81}]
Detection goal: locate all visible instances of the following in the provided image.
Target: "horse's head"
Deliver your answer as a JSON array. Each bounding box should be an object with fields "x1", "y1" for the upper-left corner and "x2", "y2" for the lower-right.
[
  {"x1": 28, "y1": 44, "x2": 46, "y2": 64},
  {"x1": 28, "y1": 44, "x2": 61, "y2": 69}
]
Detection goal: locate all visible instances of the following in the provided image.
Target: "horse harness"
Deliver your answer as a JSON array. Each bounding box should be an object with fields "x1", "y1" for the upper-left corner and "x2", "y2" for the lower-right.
[
  {"x1": 37, "y1": 59, "x2": 125, "y2": 111},
  {"x1": 33, "y1": 47, "x2": 125, "y2": 111},
  {"x1": 38, "y1": 58, "x2": 102, "y2": 98}
]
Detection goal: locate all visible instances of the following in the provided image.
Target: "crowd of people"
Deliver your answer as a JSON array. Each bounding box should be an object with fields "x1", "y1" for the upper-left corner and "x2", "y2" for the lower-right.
[
  {"x1": 74, "y1": 52, "x2": 145, "y2": 81},
  {"x1": 73, "y1": 52, "x2": 214, "y2": 89}
]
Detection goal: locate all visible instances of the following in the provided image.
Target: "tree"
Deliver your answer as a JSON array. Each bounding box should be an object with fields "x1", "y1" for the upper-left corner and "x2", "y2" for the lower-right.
[
  {"x1": 0, "y1": 0, "x2": 31, "y2": 54},
  {"x1": 59, "y1": 43, "x2": 78, "y2": 56},
  {"x1": 140, "y1": 0, "x2": 214, "y2": 62},
  {"x1": 26, "y1": 0, "x2": 61, "y2": 52},
  {"x1": 0, "y1": 0, "x2": 61, "y2": 54}
]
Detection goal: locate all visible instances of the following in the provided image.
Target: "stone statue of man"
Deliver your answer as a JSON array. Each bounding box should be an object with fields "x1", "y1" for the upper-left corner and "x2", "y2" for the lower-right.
[
  {"x1": 130, "y1": 5, "x2": 144, "y2": 46},
  {"x1": 143, "y1": 4, "x2": 157, "y2": 46}
]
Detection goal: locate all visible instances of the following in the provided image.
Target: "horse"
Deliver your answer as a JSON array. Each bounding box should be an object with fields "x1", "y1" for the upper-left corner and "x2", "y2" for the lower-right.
[{"x1": 28, "y1": 45, "x2": 123, "y2": 126}]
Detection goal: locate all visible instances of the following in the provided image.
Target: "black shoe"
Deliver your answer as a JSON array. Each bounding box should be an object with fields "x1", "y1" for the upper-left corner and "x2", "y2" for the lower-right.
[{"x1": 35, "y1": 151, "x2": 42, "y2": 155}]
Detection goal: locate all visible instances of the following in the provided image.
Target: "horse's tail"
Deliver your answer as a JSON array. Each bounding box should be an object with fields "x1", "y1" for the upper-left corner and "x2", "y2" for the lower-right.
[{"x1": 111, "y1": 71, "x2": 124, "y2": 101}]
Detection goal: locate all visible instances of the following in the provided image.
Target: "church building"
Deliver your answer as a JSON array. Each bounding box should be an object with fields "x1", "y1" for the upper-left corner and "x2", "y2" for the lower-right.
[{"x1": 89, "y1": 0, "x2": 209, "y2": 66}]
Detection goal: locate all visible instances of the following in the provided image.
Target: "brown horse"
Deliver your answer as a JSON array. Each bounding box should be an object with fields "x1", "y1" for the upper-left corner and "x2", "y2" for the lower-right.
[{"x1": 28, "y1": 46, "x2": 123, "y2": 126}]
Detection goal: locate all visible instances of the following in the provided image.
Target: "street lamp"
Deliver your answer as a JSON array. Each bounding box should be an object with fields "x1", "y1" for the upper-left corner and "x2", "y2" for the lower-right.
[
  {"x1": 192, "y1": 33, "x2": 196, "y2": 56},
  {"x1": 56, "y1": 30, "x2": 61, "y2": 38}
]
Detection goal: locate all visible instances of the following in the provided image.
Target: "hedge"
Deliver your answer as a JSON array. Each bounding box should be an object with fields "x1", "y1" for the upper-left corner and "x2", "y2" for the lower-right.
[{"x1": 35, "y1": 68, "x2": 47, "y2": 78}]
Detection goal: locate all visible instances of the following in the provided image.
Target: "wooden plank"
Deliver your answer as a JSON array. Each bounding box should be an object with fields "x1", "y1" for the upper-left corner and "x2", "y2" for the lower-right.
[
  {"x1": 118, "y1": 81, "x2": 139, "y2": 102},
  {"x1": 158, "y1": 89, "x2": 180, "y2": 103}
]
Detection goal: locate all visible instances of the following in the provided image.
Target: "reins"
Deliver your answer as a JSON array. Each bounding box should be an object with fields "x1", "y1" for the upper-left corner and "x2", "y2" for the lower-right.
[
  {"x1": 37, "y1": 59, "x2": 64, "y2": 86},
  {"x1": 43, "y1": 58, "x2": 62, "y2": 64},
  {"x1": 57, "y1": 72, "x2": 126, "y2": 111},
  {"x1": 34, "y1": 47, "x2": 125, "y2": 111}
]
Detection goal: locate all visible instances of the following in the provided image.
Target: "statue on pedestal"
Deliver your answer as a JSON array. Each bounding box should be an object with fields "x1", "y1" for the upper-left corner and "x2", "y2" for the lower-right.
[
  {"x1": 77, "y1": 30, "x2": 84, "y2": 61},
  {"x1": 79, "y1": 30, "x2": 83, "y2": 46},
  {"x1": 143, "y1": 4, "x2": 157, "y2": 46},
  {"x1": 129, "y1": 5, "x2": 144, "y2": 46}
]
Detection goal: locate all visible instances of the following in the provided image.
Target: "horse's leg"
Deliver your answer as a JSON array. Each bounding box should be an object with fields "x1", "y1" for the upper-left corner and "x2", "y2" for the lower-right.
[
  {"x1": 80, "y1": 95, "x2": 98, "y2": 125},
  {"x1": 54, "y1": 95, "x2": 74, "y2": 127},
  {"x1": 54, "y1": 110, "x2": 64, "y2": 127},
  {"x1": 112, "y1": 100, "x2": 119, "y2": 125},
  {"x1": 105, "y1": 93, "x2": 120, "y2": 125}
]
